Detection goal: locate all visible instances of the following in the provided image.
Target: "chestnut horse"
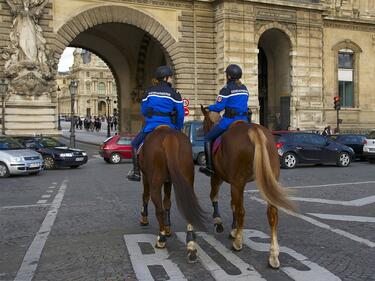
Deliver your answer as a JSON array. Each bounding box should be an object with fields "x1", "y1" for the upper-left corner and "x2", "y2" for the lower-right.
[
  {"x1": 201, "y1": 105, "x2": 296, "y2": 268},
  {"x1": 138, "y1": 125, "x2": 206, "y2": 263}
]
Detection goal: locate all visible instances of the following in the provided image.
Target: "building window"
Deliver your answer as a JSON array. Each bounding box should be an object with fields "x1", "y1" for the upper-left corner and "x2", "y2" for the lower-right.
[
  {"x1": 338, "y1": 50, "x2": 354, "y2": 107},
  {"x1": 98, "y1": 82, "x2": 106, "y2": 95},
  {"x1": 86, "y1": 72, "x2": 90, "y2": 78},
  {"x1": 86, "y1": 82, "x2": 91, "y2": 93},
  {"x1": 112, "y1": 83, "x2": 117, "y2": 95},
  {"x1": 100, "y1": 72, "x2": 103, "y2": 78}
]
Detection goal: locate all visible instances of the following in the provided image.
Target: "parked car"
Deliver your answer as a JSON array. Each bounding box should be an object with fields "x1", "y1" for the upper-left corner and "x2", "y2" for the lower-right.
[
  {"x1": 183, "y1": 121, "x2": 205, "y2": 165},
  {"x1": 363, "y1": 130, "x2": 375, "y2": 164},
  {"x1": 0, "y1": 137, "x2": 44, "y2": 178},
  {"x1": 273, "y1": 131, "x2": 355, "y2": 169},
  {"x1": 14, "y1": 136, "x2": 88, "y2": 169},
  {"x1": 99, "y1": 135, "x2": 133, "y2": 164},
  {"x1": 330, "y1": 134, "x2": 367, "y2": 160}
]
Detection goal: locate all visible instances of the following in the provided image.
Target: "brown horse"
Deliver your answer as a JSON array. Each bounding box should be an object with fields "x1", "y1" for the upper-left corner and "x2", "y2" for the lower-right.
[
  {"x1": 200, "y1": 105, "x2": 296, "y2": 268},
  {"x1": 138, "y1": 125, "x2": 206, "y2": 263}
]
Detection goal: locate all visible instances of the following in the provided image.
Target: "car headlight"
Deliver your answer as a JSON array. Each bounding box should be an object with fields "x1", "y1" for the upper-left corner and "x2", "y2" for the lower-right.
[
  {"x1": 60, "y1": 153, "x2": 73, "y2": 157},
  {"x1": 11, "y1": 157, "x2": 23, "y2": 162},
  {"x1": 82, "y1": 152, "x2": 87, "y2": 156}
]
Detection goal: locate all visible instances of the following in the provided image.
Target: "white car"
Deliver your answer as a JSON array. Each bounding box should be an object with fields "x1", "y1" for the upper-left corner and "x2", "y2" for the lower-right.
[{"x1": 363, "y1": 130, "x2": 375, "y2": 164}]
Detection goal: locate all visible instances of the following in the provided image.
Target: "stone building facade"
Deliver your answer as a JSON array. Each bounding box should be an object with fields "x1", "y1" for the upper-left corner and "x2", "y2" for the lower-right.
[
  {"x1": 56, "y1": 49, "x2": 117, "y2": 119},
  {"x1": 0, "y1": 0, "x2": 375, "y2": 135}
]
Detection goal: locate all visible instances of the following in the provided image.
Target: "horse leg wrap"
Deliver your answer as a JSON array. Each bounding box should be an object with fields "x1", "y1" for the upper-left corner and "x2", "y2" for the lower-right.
[
  {"x1": 186, "y1": 230, "x2": 198, "y2": 263},
  {"x1": 212, "y1": 201, "x2": 221, "y2": 219},
  {"x1": 186, "y1": 230, "x2": 196, "y2": 246},
  {"x1": 164, "y1": 209, "x2": 171, "y2": 226},
  {"x1": 141, "y1": 203, "x2": 148, "y2": 217},
  {"x1": 155, "y1": 231, "x2": 167, "y2": 248}
]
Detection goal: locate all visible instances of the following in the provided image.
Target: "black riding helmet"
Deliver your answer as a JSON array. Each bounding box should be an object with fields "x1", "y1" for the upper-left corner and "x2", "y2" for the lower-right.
[
  {"x1": 225, "y1": 64, "x2": 242, "y2": 80},
  {"x1": 155, "y1": 66, "x2": 173, "y2": 80}
]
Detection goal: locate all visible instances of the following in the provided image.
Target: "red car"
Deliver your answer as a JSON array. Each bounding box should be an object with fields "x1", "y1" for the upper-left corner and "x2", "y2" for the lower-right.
[{"x1": 99, "y1": 135, "x2": 133, "y2": 164}]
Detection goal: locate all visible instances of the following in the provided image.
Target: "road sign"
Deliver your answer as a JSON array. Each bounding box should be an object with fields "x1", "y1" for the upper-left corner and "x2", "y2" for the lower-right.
[
  {"x1": 182, "y1": 98, "x2": 189, "y2": 107},
  {"x1": 184, "y1": 107, "x2": 190, "y2": 116}
]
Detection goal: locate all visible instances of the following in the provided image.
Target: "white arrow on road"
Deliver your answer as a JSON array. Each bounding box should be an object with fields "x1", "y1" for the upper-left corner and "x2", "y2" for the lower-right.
[{"x1": 288, "y1": 195, "x2": 375, "y2": 206}]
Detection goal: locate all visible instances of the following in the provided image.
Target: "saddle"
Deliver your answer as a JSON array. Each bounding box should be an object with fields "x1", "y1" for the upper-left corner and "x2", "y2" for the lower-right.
[
  {"x1": 212, "y1": 121, "x2": 248, "y2": 155},
  {"x1": 137, "y1": 125, "x2": 172, "y2": 155}
]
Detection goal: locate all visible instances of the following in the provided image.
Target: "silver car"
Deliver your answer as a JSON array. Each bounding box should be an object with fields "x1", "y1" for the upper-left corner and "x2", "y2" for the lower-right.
[{"x1": 0, "y1": 137, "x2": 44, "y2": 178}]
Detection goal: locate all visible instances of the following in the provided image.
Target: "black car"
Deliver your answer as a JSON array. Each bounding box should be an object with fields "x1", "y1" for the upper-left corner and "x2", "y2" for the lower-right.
[
  {"x1": 14, "y1": 137, "x2": 88, "y2": 169},
  {"x1": 330, "y1": 134, "x2": 367, "y2": 160},
  {"x1": 273, "y1": 131, "x2": 355, "y2": 169}
]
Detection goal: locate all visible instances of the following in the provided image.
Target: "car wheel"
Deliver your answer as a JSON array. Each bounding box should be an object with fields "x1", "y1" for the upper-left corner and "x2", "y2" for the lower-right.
[
  {"x1": 109, "y1": 153, "x2": 121, "y2": 164},
  {"x1": 337, "y1": 152, "x2": 351, "y2": 167},
  {"x1": 0, "y1": 162, "x2": 10, "y2": 178},
  {"x1": 281, "y1": 152, "x2": 297, "y2": 169},
  {"x1": 197, "y1": 152, "x2": 206, "y2": 166},
  {"x1": 70, "y1": 165, "x2": 79, "y2": 169},
  {"x1": 43, "y1": 156, "x2": 55, "y2": 170},
  {"x1": 369, "y1": 159, "x2": 375, "y2": 164}
]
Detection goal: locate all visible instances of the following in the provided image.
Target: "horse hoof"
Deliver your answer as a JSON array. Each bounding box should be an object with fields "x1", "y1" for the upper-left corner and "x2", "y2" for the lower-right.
[
  {"x1": 140, "y1": 216, "x2": 149, "y2": 226},
  {"x1": 165, "y1": 226, "x2": 172, "y2": 237},
  {"x1": 232, "y1": 241, "x2": 243, "y2": 251},
  {"x1": 269, "y1": 256, "x2": 280, "y2": 269},
  {"x1": 187, "y1": 249, "x2": 198, "y2": 264},
  {"x1": 155, "y1": 241, "x2": 166, "y2": 249},
  {"x1": 228, "y1": 229, "x2": 236, "y2": 240},
  {"x1": 214, "y1": 223, "x2": 224, "y2": 233}
]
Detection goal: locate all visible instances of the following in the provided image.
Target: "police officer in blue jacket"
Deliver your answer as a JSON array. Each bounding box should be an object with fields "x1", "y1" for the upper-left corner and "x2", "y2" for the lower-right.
[
  {"x1": 127, "y1": 66, "x2": 184, "y2": 181},
  {"x1": 199, "y1": 64, "x2": 249, "y2": 176}
]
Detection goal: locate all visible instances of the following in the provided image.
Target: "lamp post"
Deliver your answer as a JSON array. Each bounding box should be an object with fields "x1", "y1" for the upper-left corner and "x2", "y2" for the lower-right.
[
  {"x1": 57, "y1": 86, "x2": 62, "y2": 130},
  {"x1": 0, "y1": 78, "x2": 9, "y2": 136},
  {"x1": 69, "y1": 80, "x2": 78, "y2": 148},
  {"x1": 106, "y1": 96, "x2": 111, "y2": 137}
]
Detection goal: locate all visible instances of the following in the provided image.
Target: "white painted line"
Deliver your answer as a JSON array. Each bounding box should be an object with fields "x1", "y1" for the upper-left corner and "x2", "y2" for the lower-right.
[
  {"x1": 46, "y1": 190, "x2": 53, "y2": 193},
  {"x1": 0, "y1": 204, "x2": 51, "y2": 210},
  {"x1": 242, "y1": 229, "x2": 341, "y2": 281},
  {"x1": 245, "y1": 180, "x2": 375, "y2": 193},
  {"x1": 37, "y1": 200, "x2": 47, "y2": 204},
  {"x1": 176, "y1": 232, "x2": 265, "y2": 281},
  {"x1": 123, "y1": 234, "x2": 187, "y2": 281},
  {"x1": 14, "y1": 180, "x2": 68, "y2": 281},
  {"x1": 308, "y1": 213, "x2": 375, "y2": 223},
  {"x1": 41, "y1": 195, "x2": 51, "y2": 199},
  {"x1": 288, "y1": 195, "x2": 375, "y2": 206},
  {"x1": 51, "y1": 182, "x2": 57, "y2": 185},
  {"x1": 48, "y1": 186, "x2": 56, "y2": 189},
  {"x1": 249, "y1": 196, "x2": 375, "y2": 248}
]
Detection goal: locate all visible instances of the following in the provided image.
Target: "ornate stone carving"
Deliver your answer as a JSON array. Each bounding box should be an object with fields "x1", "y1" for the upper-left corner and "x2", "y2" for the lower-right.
[{"x1": 1, "y1": 0, "x2": 54, "y2": 96}]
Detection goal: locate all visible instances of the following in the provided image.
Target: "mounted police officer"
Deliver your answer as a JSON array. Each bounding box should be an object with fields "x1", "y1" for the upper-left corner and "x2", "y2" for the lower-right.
[
  {"x1": 127, "y1": 66, "x2": 184, "y2": 181},
  {"x1": 199, "y1": 64, "x2": 250, "y2": 176}
]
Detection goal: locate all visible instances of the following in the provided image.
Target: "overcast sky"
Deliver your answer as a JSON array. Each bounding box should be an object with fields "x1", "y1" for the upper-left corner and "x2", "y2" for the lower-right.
[{"x1": 58, "y1": 47, "x2": 75, "y2": 72}]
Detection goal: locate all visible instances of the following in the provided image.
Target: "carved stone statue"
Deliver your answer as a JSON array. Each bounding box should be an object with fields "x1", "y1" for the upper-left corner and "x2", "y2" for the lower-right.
[{"x1": 1, "y1": 0, "x2": 54, "y2": 96}]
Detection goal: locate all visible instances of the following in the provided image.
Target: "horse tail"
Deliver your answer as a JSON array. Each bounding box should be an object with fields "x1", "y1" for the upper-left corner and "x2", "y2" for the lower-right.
[
  {"x1": 248, "y1": 127, "x2": 296, "y2": 211},
  {"x1": 163, "y1": 133, "x2": 206, "y2": 229}
]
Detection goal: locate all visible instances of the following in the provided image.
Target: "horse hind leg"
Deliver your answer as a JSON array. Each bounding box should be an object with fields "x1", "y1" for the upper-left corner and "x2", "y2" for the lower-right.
[
  {"x1": 230, "y1": 184, "x2": 245, "y2": 251},
  {"x1": 140, "y1": 177, "x2": 150, "y2": 226},
  {"x1": 150, "y1": 181, "x2": 167, "y2": 249},
  {"x1": 267, "y1": 204, "x2": 280, "y2": 269},
  {"x1": 211, "y1": 175, "x2": 224, "y2": 233},
  {"x1": 186, "y1": 224, "x2": 198, "y2": 263},
  {"x1": 163, "y1": 182, "x2": 172, "y2": 237}
]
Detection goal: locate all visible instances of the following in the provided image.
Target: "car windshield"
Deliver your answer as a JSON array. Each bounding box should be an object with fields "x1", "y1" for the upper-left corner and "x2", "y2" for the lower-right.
[
  {"x1": 38, "y1": 138, "x2": 65, "y2": 148},
  {"x1": 367, "y1": 131, "x2": 375, "y2": 139},
  {"x1": 0, "y1": 137, "x2": 25, "y2": 150}
]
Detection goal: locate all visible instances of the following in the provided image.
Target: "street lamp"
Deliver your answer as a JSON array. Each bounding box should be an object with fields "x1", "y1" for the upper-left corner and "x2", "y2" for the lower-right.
[
  {"x1": 0, "y1": 78, "x2": 9, "y2": 136},
  {"x1": 69, "y1": 80, "x2": 78, "y2": 148},
  {"x1": 106, "y1": 96, "x2": 111, "y2": 137},
  {"x1": 57, "y1": 86, "x2": 62, "y2": 130}
]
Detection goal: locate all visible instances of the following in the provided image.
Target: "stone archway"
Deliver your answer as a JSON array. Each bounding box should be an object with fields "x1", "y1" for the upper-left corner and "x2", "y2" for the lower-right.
[
  {"x1": 54, "y1": 5, "x2": 179, "y2": 133},
  {"x1": 257, "y1": 27, "x2": 293, "y2": 130}
]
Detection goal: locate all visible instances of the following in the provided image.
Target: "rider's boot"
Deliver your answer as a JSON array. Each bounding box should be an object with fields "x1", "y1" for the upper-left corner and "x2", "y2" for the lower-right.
[
  {"x1": 199, "y1": 141, "x2": 215, "y2": 176},
  {"x1": 127, "y1": 147, "x2": 141, "y2": 181}
]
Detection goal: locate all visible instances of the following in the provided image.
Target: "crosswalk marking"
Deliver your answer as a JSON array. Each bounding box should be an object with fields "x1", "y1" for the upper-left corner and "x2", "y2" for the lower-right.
[{"x1": 308, "y1": 213, "x2": 375, "y2": 223}]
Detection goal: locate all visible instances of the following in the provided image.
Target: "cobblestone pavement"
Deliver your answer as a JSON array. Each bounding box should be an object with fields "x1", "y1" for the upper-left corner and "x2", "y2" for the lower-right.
[{"x1": 0, "y1": 143, "x2": 374, "y2": 281}]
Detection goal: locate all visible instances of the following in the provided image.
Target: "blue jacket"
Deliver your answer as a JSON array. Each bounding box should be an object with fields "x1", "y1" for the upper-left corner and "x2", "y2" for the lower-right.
[
  {"x1": 208, "y1": 80, "x2": 249, "y2": 129},
  {"x1": 141, "y1": 81, "x2": 184, "y2": 133}
]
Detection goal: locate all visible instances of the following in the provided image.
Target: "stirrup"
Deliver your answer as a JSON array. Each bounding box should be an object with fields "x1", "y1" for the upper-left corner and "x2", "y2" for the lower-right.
[
  {"x1": 199, "y1": 166, "x2": 215, "y2": 176},
  {"x1": 127, "y1": 170, "x2": 141, "y2": 182}
]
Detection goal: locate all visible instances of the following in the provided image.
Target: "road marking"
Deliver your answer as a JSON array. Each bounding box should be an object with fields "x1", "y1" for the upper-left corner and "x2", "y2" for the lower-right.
[
  {"x1": 48, "y1": 186, "x2": 56, "y2": 189},
  {"x1": 176, "y1": 232, "x2": 265, "y2": 281},
  {"x1": 14, "y1": 180, "x2": 68, "y2": 281},
  {"x1": 0, "y1": 204, "x2": 51, "y2": 210},
  {"x1": 46, "y1": 190, "x2": 53, "y2": 193},
  {"x1": 308, "y1": 213, "x2": 375, "y2": 223},
  {"x1": 41, "y1": 195, "x2": 51, "y2": 199},
  {"x1": 123, "y1": 234, "x2": 187, "y2": 281},
  {"x1": 242, "y1": 229, "x2": 340, "y2": 281},
  {"x1": 36, "y1": 200, "x2": 47, "y2": 204},
  {"x1": 245, "y1": 180, "x2": 375, "y2": 193},
  {"x1": 288, "y1": 195, "x2": 375, "y2": 206},
  {"x1": 250, "y1": 196, "x2": 375, "y2": 248}
]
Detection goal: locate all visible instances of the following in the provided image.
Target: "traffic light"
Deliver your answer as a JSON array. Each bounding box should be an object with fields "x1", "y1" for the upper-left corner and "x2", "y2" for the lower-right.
[{"x1": 334, "y1": 96, "x2": 341, "y2": 110}]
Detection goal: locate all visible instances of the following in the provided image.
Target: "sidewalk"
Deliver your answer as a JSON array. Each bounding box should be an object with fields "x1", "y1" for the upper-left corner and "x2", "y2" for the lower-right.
[{"x1": 61, "y1": 121, "x2": 117, "y2": 145}]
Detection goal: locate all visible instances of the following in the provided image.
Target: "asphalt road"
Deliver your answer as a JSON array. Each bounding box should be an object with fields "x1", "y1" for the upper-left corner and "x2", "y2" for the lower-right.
[{"x1": 1, "y1": 142, "x2": 375, "y2": 281}]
